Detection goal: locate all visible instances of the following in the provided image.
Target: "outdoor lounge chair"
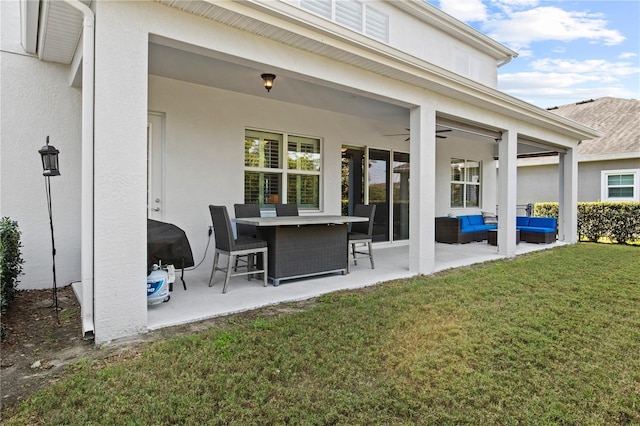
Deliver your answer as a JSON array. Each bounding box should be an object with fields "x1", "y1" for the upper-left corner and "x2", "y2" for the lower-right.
[
  {"x1": 209, "y1": 205, "x2": 268, "y2": 293},
  {"x1": 347, "y1": 203, "x2": 376, "y2": 272}
]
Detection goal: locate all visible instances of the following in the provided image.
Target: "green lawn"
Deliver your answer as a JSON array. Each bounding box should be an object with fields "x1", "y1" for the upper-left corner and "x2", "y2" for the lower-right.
[{"x1": 4, "y1": 243, "x2": 640, "y2": 425}]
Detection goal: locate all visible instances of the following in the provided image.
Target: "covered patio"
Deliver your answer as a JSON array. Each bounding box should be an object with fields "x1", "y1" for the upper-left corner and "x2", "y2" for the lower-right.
[
  {"x1": 145, "y1": 241, "x2": 566, "y2": 330},
  {"x1": 6, "y1": 0, "x2": 598, "y2": 344}
]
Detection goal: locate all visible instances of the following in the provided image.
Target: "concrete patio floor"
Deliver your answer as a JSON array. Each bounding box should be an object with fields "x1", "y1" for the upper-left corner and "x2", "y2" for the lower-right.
[{"x1": 147, "y1": 240, "x2": 566, "y2": 331}]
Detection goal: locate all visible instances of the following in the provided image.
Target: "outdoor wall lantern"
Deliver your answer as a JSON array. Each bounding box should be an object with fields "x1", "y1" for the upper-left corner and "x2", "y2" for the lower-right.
[
  {"x1": 38, "y1": 136, "x2": 60, "y2": 176},
  {"x1": 38, "y1": 136, "x2": 61, "y2": 323},
  {"x1": 261, "y1": 73, "x2": 276, "y2": 93}
]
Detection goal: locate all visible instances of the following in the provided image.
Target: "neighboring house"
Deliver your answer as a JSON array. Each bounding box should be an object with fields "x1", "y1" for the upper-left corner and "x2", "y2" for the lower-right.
[
  {"x1": 1, "y1": 0, "x2": 598, "y2": 343},
  {"x1": 518, "y1": 97, "x2": 640, "y2": 203}
]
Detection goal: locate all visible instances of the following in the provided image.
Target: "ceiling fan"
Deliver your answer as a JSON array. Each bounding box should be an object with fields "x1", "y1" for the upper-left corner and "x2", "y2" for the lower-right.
[{"x1": 383, "y1": 128, "x2": 452, "y2": 141}]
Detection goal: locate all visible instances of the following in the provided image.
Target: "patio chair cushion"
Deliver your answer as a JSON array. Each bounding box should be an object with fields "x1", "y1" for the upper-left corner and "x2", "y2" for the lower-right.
[
  {"x1": 467, "y1": 215, "x2": 484, "y2": 225},
  {"x1": 516, "y1": 216, "x2": 530, "y2": 227},
  {"x1": 234, "y1": 235, "x2": 268, "y2": 250},
  {"x1": 528, "y1": 217, "x2": 556, "y2": 229}
]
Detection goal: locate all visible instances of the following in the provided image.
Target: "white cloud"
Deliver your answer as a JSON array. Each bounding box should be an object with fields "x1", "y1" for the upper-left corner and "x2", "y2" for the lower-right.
[
  {"x1": 483, "y1": 7, "x2": 625, "y2": 50},
  {"x1": 499, "y1": 72, "x2": 603, "y2": 90},
  {"x1": 619, "y1": 52, "x2": 638, "y2": 60},
  {"x1": 498, "y1": 58, "x2": 640, "y2": 107},
  {"x1": 490, "y1": 0, "x2": 540, "y2": 14},
  {"x1": 531, "y1": 58, "x2": 639, "y2": 77},
  {"x1": 438, "y1": 0, "x2": 487, "y2": 22}
]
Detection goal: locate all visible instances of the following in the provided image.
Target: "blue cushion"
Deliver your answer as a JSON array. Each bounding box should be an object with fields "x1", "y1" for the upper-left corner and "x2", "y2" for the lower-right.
[
  {"x1": 516, "y1": 216, "x2": 530, "y2": 227},
  {"x1": 467, "y1": 215, "x2": 484, "y2": 225},
  {"x1": 459, "y1": 216, "x2": 470, "y2": 227},
  {"x1": 529, "y1": 217, "x2": 556, "y2": 229},
  {"x1": 521, "y1": 226, "x2": 555, "y2": 234}
]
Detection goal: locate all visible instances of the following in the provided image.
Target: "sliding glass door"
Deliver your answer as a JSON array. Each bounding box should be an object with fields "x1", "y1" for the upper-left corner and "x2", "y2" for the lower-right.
[
  {"x1": 341, "y1": 147, "x2": 365, "y2": 216},
  {"x1": 368, "y1": 149, "x2": 390, "y2": 242},
  {"x1": 342, "y1": 146, "x2": 409, "y2": 242},
  {"x1": 393, "y1": 151, "x2": 410, "y2": 241}
]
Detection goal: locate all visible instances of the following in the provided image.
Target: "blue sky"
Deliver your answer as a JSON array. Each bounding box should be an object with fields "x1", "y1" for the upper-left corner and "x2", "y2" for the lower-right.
[{"x1": 426, "y1": 0, "x2": 640, "y2": 108}]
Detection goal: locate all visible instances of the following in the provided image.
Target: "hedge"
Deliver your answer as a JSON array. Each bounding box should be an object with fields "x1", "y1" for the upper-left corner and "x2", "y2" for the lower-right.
[
  {"x1": 1, "y1": 217, "x2": 25, "y2": 339},
  {"x1": 534, "y1": 201, "x2": 640, "y2": 244}
]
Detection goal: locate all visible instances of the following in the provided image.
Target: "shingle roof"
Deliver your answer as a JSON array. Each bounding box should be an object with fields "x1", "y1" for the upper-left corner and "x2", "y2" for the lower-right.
[{"x1": 547, "y1": 97, "x2": 639, "y2": 156}]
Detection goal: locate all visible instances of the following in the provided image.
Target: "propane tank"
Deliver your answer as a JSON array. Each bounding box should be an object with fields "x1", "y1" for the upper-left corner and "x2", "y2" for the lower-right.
[{"x1": 147, "y1": 264, "x2": 170, "y2": 305}]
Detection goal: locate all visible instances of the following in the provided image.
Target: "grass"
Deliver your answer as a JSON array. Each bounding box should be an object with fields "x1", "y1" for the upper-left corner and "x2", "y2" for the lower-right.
[{"x1": 4, "y1": 243, "x2": 640, "y2": 425}]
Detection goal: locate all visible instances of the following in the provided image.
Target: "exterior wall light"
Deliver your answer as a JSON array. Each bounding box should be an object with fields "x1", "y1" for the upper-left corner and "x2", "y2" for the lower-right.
[{"x1": 261, "y1": 73, "x2": 276, "y2": 92}]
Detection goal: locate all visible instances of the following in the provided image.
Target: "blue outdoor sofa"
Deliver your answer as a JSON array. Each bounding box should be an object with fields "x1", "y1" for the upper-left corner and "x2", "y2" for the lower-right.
[
  {"x1": 435, "y1": 214, "x2": 497, "y2": 244},
  {"x1": 516, "y1": 216, "x2": 557, "y2": 243},
  {"x1": 436, "y1": 214, "x2": 557, "y2": 244}
]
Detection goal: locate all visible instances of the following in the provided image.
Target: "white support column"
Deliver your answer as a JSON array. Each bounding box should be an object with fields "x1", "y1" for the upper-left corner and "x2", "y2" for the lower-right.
[
  {"x1": 409, "y1": 105, "x2": 436, "y2": 274},
  {"x1": 558, "y1": 149, "x2": 578, "y2": 243},
  {"x1": 498, "y1": 129, "x2": 517, "y2": 257},
  {"x1": 92, "y1": 3, "x2": 148, "y2": 343}
]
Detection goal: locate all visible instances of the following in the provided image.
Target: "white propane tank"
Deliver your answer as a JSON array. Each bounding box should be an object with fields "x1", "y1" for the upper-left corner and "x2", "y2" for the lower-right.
[{"x1": 147, "y1": 264, "x2": 170, "y2": 305}]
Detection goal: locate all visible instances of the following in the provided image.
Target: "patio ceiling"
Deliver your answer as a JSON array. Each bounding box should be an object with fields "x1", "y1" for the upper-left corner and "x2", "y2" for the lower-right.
[{"x1": 148, "y1": 38, "x2": 411, "y2": 128}]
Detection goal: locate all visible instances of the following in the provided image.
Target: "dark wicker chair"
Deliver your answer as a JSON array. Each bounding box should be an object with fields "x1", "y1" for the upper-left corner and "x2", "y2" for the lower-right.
[
  {"x1": 209, "y1": 205, "x2": 268, "y2": 293},
  {"x1": 275, "y1": 203, "x2": 299, "y2": 217},
  {"x1": 233, "y1": 203, "x2": 261, "y2": 270},
  {"x1": 347, "y1": 204, "x2": 376, "y2": 272},
  {"x1": 234, "y1": 203, "x2": 260, "y2": 237}
]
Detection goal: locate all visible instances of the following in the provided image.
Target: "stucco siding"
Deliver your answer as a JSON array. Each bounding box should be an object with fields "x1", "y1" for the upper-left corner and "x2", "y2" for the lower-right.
[
  {"x1": 518, "y1": 158, "x2": 640, "y2": 204},
  {"x1": 578, "y1": 159, "x2": 640, "y2": 201},
  {"x1": 1, "y1": 17, "x2": 83, "y2": 291},
  {"x1": 517, "y1": 164, "x2": 559, "y2": 204}
]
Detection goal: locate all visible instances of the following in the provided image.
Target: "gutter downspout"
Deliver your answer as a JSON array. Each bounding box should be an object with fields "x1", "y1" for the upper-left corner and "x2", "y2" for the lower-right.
[{"x1": 62, "y1": 0, "x2": 95, "y2": 339}]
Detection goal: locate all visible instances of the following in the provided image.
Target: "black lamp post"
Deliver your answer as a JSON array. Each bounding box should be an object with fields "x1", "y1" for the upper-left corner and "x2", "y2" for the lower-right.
[{"x1": 38, "y1": 136, "x2": 60, "y2": 323}]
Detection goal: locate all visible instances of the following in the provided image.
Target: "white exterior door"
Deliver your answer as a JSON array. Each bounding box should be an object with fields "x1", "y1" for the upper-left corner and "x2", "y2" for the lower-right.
[{"x1": 147, "y1": 112, "x2": 165, "y2": 220}]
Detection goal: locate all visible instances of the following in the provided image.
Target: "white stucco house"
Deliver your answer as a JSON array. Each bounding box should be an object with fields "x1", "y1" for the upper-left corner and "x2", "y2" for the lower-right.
[{"x1": 1, "y1": 0, "x2": 599, "y2": 344}]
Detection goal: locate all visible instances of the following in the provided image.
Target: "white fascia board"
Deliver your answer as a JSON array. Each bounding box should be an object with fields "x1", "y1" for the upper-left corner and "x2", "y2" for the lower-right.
[
  {"x1": 20, "y1": 0, "x2": 40, "y2": 54},
  {"x1": 517, "y1": 156, "x2": 559, "y2": 167},
  {"x1": 517, "y1": 151, "x2": 640, "y2": 167}
]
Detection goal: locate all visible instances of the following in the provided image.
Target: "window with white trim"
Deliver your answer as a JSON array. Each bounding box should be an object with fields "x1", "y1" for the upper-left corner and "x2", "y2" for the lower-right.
[
  {"x1": 299, "y1": 0, "x2": 389, "y2": 42},
  {"x1": 244, "y1": 129, "x2": 321, "y2": 208},
  {"x1": 601, "y1": 169, "x2": 639, "y2": 201},
  {"x1": 450, "y1": 158, "x2": 481, "y2": 208}
]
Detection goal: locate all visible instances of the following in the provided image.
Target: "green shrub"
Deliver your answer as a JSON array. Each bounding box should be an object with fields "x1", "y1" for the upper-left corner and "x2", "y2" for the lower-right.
[
  {"x1": 1, "y1": 218, "x2": 24, "y2": 327},
  {"x1": 533, "y1": 202, "x2": 558, "y2": 218},
  {"x1": 534, "y1": 201, "x2": 640, "y2": 244}
]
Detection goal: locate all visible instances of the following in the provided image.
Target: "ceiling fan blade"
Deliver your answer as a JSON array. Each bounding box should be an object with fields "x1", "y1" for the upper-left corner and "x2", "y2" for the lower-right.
[{"x1": 436, "y1": 129, "x2": 452, "y2": 133}]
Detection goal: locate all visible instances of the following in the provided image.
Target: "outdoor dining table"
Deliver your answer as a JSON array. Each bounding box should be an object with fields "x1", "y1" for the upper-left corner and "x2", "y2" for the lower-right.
[{"x1": 234, "y1": 215, "x2": 368, "y2": 286}]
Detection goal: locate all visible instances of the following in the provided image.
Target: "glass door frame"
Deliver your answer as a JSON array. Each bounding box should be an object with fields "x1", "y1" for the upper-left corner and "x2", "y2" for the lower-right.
[{"x1": 341, "y1": 144, "x2": 410, "y2": 243}]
